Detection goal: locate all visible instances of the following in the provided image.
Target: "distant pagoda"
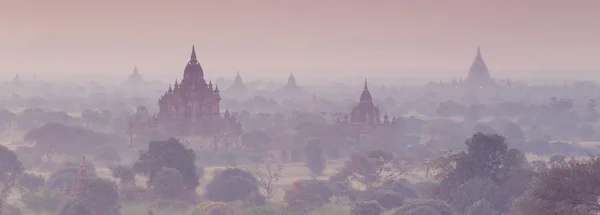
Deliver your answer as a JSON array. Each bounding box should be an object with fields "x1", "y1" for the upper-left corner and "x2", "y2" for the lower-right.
[
  {"x1": 127, "y1": 66, "x2": 143, "y2": 83},
  {"x1": 226, "y1": 70, "x2": 248, "y2": 92},
  {"x1": 278, "y1": 73, "x2": 302, "y2": 94},
  {"x1": 465, "y1": 46, "x2": 495, "y2": 88}
]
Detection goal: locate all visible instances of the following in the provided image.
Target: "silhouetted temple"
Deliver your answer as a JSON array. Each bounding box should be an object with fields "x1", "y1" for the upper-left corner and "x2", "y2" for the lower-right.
[
  {"x1": 278, "y1": 73, "x2": 302, "y2": 93},
  {"x1": 465, "y1": 46, "x2": 495, "y2": 88},
  {"x1": 350, "y1": 80, "x2": 382, "y2": 124},
  {"x1": 155, "y1": 46, "x2": 242, "y2": 142},
  {"x1": 226, "y1": 70, "x2": 248, "y2": 92},
  {"x1": 127, "y1": 66, "x2": 143, "y2": 83}
]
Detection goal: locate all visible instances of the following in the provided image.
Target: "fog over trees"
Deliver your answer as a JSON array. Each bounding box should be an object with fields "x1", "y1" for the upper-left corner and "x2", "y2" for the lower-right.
[{"x1": 2, "y1": 48, "x2": 600, "y2": 215}]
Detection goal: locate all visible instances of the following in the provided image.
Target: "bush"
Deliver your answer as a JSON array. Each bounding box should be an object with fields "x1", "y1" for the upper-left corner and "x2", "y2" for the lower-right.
[
  {"x1": 393, "y1": 199, "x2": 455, "y2": 215},
  {"x1": 351, "y1": 200, "x2": 384, "y2": 215},
  {"x1": 465, "y1": 200, "x2": 500, "y2": 215},
  {"x1": 190, "y1": 201, "x2": 234, "y2": 215},
  {"x1": 284, "y1": 180, "x2": 333, "y2": 212},
  {"x1": 305, "y1": 139, "x2": 326, "y2": 176},
  {"x1": 21, "y1": 189, "x2": 67, "y2": 214},
  {"x1": 1, "y1": 204, "x2": 21, "y2": 215},
  {"x1": 16, "y1": 172, "x2": 45, "y2": 196},
  {"x1": 152, "y1": 168, "x2": 185, "y2": 200},
  {"x1": 109, "y1": 165, "x2": 136, "y2": 186},
  {"x1": 58, "y1": 200, "x2": 92, "y2": 215},
  {"x1": 205, "y1": 168, "x2": 263, "y2": 203},
  {"x1": 404, "y1": 206, "x2": 440, "y2": 215},
  {"x1": 46, "y1": 160, "x2": 97, "y2": 190}
]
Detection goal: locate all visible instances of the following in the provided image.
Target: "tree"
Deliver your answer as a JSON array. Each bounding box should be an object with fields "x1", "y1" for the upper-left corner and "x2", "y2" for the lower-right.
[
  {"x1": 351, "y1": 200, "x2": 384, "y2": 215},
  {"x1": 204, "y1": 168, "x2": 264, "y2": 203},
  {"x1": 284, "y1": 179, "x2": 332, "y2": 212},
  {"x1": 465, "y1": 200, "x2": 500, "y2": 215},
  {"x1": 16, "y1": 172, "x2": 45, "y2": 199},
  {"x1": 435, "y1": 133, "x2": 527, "y2": 203},
  {"x1": 109, "y1": 165, "x2": 135, "y2": 186},
  {"x1": 152, "y1": 168, "x2": 184, "y2": 200},
  {"x1": 305, "y1": 139, "x2": 326, "y2": 176},
  {"x1": 78, "y1": 178, "x2": 120, "y2": 215},
  {"x1": 133, "y1": 138, "x2": 199, "y2": 190},
  {"x1": 241, "y1": 130, "x2": 271, "y2": 151},
  {"x1": 58, "y1": 200, "x2": 92, "y2": 215},
  {"x1": 512, "y1": 156, "x2": 600, "y2": 215},
  {"x1": 0, "y1": 145, "x2": 24, "y2": 199},
  {"x1": 250, "y1": 162, "x2": 283, "y2": 201},
  {"x1": 502, "y1": 122, "x2": 525, "y2": 142},
  {"x1": 339, "y1": 150, "x2": 411, "y2": 189},
  {"x1": 393, "y1": 199, "x2": 455, "y2": 215}
]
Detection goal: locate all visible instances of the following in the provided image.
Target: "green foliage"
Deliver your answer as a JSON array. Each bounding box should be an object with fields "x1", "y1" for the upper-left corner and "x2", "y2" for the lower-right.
[
  {"x1": 351, "y1": 200, "x2": 384, "y2": 215},
  {"x1": 204, "y1": 168, "x2": 264, "y2": 203},
  {"x1": 404, "y1": 206, "x2": 440, "y2": 215},
  {"x1": 242, "y1": 130, "x2": 272, "y2": 151},
  {"x1": 465, "y1": 200, "x2": 500, "y2": 215},
  {"x1": 109, "y1": 165, "x2": 136, "y2": 186},
  {"x1": 305, "y1": 139, "x2": 326, "y2": 176},
  {"x1": 393, "y1": 199, "x2": 455, "y2": 215},
  {"x1": 449, "y1": 177, "x2": 496, "y2": 213},
  {"x1": 25, "y1": 122, "x2": 124, "y2": 160},
  {"x1": 0, "y1": 144, "x2": 24, "y2": 199},
  {"x1": 284, "y1": 179, "x2": 332, "y2": 212},
  {"x1": 511, "y1": 156, "x2": 600, "y2": 215},
  {"x1": 1, "y1": 204, "x2": 21, "y2": 215},
  {"x1": 46, "y1": 160, "x2": 97, "y2": 190},
  {"x1": 16, "y1": 172, "x2": 45, "y2": 197},
  {"x1": 134, "y1": 138, "x2": 199, "y2": 190},
  {"x1": 58, "y1": 200, "x2": 93, "y2": 215},
  {"x1": 78, "y1": 177, "x2": 121, "y2": 215},
  {"x1": 152, "y1": 168, "x2": 185, "y2": 200},
  {"x1": 21, "y1": 189, "x2": 67, "y2": 214}
]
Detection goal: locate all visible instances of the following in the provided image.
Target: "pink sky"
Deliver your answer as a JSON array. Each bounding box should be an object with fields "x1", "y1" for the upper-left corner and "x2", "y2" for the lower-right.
[{"x1": 1, "y1": 0, "x2": 599, "y2": 81}]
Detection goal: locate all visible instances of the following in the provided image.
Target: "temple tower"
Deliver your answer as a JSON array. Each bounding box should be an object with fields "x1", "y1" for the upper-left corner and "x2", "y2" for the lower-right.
[{"x1": 465, "y1": 46, "x2": 495, "y2": 88}]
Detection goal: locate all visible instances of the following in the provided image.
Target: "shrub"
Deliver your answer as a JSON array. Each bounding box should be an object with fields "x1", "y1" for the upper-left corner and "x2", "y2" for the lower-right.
[
  {"x1": 393, "y1": 199, "x2": 455, "y2": 215},
  {"x1": 404, "y1": 206, "x2": 440, "y2": 215},
  {"x1": 16, "y1": 172, "x2": 45, "y2": 197},
  {"x1": 351, "y1": 200, "x2": 384, "y2": 215},
  {"x1": 284, "y1": 180, "x2": 333, "y2": 212},
  {"x1": 305, "y1": 139, "x2": 326, "y2": 176},
  {"x1": 58, "y1": 200, "x2": 92, "y2": 215},
  {"x1": 1, "y1": 204, "x2": 21, "y2": 215},
  {"x1": 205, "y1": 168, "x2": 263, "y2": 203},
  {"x1": 465, "y1": 200, "x2": 500, "y2": 215},
  {"x1": 21, "y1": 189, "x2": 67, "y2": 214},
  {"x1": 190, "y1": 201, "x2": 234, "y2": 215},
  {"x1": 152, "y1": 168, "x2": 185, "y2": 200}
]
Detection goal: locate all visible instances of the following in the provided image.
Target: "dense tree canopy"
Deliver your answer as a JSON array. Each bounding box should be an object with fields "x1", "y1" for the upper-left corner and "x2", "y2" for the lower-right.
[{"x1": 133, "y1": 138, "x2": 199, "y2": 190}]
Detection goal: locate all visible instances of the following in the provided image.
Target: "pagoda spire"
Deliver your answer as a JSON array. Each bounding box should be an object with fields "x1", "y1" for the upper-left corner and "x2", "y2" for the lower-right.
[
  {"x1": 190, "y1": 45, "x2": 198, "y2": 62},
  {"x1": 364, "y1": 79, "x2": 368, "y2": 90}
]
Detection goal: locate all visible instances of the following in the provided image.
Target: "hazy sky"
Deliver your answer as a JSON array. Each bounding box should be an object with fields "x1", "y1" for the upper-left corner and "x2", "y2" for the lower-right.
[{"x1": 1, "y1": 0, "x2": 599, "y2": 81}]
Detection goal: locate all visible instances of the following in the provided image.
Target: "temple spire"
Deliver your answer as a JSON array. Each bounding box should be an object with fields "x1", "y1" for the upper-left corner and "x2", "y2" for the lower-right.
[
  {"x1": 190, "y1": 45, "x2": 197, "y2": 62},
  {"x1": 364, "y1": 79, "x2": 368, "y2": 90}
]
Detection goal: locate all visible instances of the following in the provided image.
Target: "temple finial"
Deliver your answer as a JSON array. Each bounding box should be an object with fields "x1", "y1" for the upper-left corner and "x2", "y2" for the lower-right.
[
  {"x1": 364, "y1": 79, "x2": 368, "y2": 90},
  {"x1": 237, "y1": 70, "x2": 240, "y2": 76},
  {"x1": 190, "y1": 45, "x2": 197, "y2": 61}
]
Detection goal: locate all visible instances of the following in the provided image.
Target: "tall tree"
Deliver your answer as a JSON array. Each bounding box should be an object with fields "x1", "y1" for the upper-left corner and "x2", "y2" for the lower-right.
[
  {"x1": 0, "y1": 145, "x2": 24, "y2": 199},
  {"x1": 305, "y1": 139, "x2": 326, "y2": 176},
  {"x1": 133, "y1": 138, "x2": 199, "y2": 190}
]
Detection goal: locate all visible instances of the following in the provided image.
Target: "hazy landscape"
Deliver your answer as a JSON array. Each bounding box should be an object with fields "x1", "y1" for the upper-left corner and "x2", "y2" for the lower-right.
[{"x1": 2, "y1": 1, "x2": 600, "y2": 215}]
